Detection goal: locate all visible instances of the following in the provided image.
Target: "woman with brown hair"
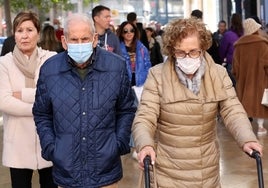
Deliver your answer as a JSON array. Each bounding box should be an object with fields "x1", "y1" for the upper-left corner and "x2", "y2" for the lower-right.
[
  {"x1": 117, "y1": 21, "x2": 151, "y2": 159},
  {"x1": 39, "y1": 24, "x2": 64, "y2": 53},
  {"x1": 117, "y1": 21, "x2": 151, "y2": 87},
  {"x1": 0, "y1": 11, "x2": 57, "y2": 188},
  {"x1": 132, "y1": 18, "x2": 262, "y2": 187}
]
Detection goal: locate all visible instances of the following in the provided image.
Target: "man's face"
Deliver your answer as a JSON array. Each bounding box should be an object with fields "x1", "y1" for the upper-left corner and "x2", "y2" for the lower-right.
[
  {"x1": 218, "y1": 23, "x2": 226, "y2": 34},
  {"x1": 61, "y1": 20, "x2": 97, "y2": 49},
  {"x1": 94, "y1": 10, "x2": 111, "y2": 30}
]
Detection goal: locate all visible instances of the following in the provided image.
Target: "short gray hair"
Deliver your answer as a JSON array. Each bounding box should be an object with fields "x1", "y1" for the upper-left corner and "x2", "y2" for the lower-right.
[{"x1": 63, "y1": 13, "x2": 95, "y2": 36}]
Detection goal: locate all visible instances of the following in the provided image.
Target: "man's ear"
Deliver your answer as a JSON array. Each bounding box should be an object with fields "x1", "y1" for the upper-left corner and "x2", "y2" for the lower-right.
[
  {"x1": 93, "y1": 33, "x2": 98, "y2": 47},
  {"x1": 61, "y1": 36, "x2": 67, "y2": 50}
]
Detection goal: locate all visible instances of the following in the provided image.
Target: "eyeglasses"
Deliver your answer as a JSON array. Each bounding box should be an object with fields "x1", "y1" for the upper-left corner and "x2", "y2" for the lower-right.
[
  {"x1": 123, "y1": 29, "x2": 135, "y2": 34},
  {"x1": 174, "y1": 49, "x2": 202, "y2": 59}
]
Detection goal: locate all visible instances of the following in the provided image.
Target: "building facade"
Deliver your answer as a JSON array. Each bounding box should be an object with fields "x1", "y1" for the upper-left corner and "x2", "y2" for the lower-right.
[{"x1": 62, "y1": 0, "x2": 268, "y2": 32}]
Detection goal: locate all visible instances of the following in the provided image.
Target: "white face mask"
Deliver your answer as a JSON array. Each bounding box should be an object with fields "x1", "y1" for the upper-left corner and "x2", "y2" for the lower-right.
[{"x1": 176, "y1": 57, "x2": 201, "y2": 74}]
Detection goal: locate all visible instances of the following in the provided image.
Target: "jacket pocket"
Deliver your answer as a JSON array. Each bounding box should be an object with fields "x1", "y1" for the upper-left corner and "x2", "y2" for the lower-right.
[
  {"x1": 53, "y1": 134, "x2": 74, "y2": 178},
  {"x1": 95, "y1": 131, "x2": 120, "y2": 174}
]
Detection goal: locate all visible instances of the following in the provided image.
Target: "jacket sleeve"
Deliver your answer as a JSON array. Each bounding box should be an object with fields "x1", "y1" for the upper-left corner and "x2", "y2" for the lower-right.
[
  {"x1": 21, "y1": 88, "x2": 36, "y2": 103},
  {"x1": 132, "y1": 67, "x2": 160, "y2": 152},
  {"x1": 0, "y1": 60, "x2": 33, "y2": 116},
  {"x1": 32, "y1": 69, "x2": 55, "y2": 161},
  {"x1": 219, "y1": 67, "x2": 258, "y2": 147},
  {"x1": 115, "y1": 65, "x2": 137, "y2": 155},
  {"x1": 232, "y1": 46, "x2": 239, "y2": 80}
]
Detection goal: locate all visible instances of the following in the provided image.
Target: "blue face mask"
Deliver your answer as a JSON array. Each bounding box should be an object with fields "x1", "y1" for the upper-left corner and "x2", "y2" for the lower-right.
[{"x1": 67, "y1": 42, "x2": 93, "y2": 64}]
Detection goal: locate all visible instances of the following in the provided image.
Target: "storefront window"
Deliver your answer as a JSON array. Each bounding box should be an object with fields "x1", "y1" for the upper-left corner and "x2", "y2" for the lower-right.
[{"x1": 149, "y1": 0, "x2": 183, "y2": 25}]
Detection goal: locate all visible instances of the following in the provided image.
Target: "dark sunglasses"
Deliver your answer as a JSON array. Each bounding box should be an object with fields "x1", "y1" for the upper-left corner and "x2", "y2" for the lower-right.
[{"x1": 123, "y1": 29, "x2": 135, "y2": 34}]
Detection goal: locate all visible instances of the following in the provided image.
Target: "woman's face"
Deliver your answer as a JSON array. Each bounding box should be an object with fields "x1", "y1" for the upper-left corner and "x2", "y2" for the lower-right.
[
  {"x1": 145, "y1": 29, "x2": 152, "y2": 39},
  {"x1": 122, "y1": 23, "x2": 135, "y2": 42},
  {"x1": 15, "y1": 20, "x2": 39, "y2": 56}
]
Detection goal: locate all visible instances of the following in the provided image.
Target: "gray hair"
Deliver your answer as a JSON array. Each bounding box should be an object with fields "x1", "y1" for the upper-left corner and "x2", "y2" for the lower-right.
[{"x1": 63, "y1": 13, "x2": 95, "y2": 36}]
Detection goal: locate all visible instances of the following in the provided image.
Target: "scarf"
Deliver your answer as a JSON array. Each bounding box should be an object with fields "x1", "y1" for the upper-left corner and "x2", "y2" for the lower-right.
[
  {"x1": 13, "y1": 45, "x2": 39, "y2": 88},
  {"x1": 175, "y1": 56, "x2": 206, "y2": 95}
]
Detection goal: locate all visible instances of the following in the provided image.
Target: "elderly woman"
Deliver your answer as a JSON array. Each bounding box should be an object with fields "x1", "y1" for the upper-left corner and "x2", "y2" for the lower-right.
[
  {"x1": 0, "y1": 11, "x2": 57, "y2": 188},
  {"x1": 132, "y1": 18, "x2": 262, "y2": 187}
]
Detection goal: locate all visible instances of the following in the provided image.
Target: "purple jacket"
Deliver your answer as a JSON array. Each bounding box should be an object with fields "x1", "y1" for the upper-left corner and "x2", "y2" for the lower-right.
[{"x1": 219, "y1": 30, "x2": 240, "y2": 64}]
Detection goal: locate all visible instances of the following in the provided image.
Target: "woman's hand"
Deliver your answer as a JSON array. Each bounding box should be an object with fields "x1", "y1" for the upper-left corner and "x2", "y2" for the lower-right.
[
  {"x1": 13, "y1": 91, "x2": 22, "y2": 100},
  {"x1": 243, "y1": 141, "x2": 263, "y2": 156},
  {"x1": 137, "y1": 146, "x2": 156, "y2": 170}
]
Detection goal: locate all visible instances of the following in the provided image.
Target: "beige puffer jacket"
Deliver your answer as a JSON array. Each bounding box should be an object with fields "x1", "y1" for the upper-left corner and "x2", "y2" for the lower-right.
[{"x1": 132, "y1": 53, "x2": 258, "y2": 188}]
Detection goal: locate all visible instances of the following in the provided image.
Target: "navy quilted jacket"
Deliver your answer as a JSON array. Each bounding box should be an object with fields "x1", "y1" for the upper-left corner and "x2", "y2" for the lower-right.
[{"x1": 33, "y1": 47, "x2": 137, "y2": 188}]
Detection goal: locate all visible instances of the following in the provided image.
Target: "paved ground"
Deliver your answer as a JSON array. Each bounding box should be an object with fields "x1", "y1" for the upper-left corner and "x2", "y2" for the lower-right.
[{"x1": 0, "y1": 118, "x2": 268, "y2": 188}]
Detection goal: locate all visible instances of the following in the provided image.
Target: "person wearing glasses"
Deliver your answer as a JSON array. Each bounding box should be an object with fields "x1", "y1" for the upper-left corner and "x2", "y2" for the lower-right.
[
  {"x1": 117, "y1": 21, "x2": 151, "y2": 160},
  {"x1": 117, "y1": 21, "x2": 151, "y2": 87},
  {"x1": 132, "y1": 18, "x2": 262, "y2": 187},
  {"x1": 33, "y1": 13, "x2": 137, "y2": 188}
]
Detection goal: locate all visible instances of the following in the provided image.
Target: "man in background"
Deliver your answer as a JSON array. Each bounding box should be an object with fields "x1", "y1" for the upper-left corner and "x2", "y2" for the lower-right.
[
  {"x1": 208, "y1": 20, "x2": 227, "y2": 64},
  {"x1": 92, "y1": 5, "x2": 122, "y2": 55},
  {"x1": 191, "y1": 9, "x2": 203, "y2": 19},
  {"x1": 33, "y1": 13, "x2": 136, "y2": 188}
]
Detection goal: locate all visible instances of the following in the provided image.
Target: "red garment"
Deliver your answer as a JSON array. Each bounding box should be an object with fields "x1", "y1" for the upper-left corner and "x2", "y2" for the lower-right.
[{"x1": 55, "y1": 29, "x2": 64, "y2": 41}]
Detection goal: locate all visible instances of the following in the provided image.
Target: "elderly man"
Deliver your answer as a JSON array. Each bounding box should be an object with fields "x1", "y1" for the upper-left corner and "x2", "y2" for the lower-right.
[{"x1": 33, "y1": 13, "x2": 136, "y2": 188}]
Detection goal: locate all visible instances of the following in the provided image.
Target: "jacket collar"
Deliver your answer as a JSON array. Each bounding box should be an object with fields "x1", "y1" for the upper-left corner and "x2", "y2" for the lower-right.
[{"x1": 161, "y1": 52, "x2": 228, "y2": 103}]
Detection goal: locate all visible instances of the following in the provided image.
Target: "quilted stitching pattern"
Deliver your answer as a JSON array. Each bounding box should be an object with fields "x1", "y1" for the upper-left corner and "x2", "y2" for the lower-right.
[{"x1": 33, "y1": 49, "x2": 136, "y2": 187}]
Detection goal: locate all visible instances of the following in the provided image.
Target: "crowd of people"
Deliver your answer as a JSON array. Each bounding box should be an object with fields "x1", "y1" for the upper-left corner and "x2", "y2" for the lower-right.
[{"x1": 0, "y1": 5, "x2": 267, "y2": 188}]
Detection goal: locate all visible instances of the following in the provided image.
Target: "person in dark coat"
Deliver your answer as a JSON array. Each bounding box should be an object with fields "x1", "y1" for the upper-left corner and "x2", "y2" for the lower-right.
[
  {"x1": 1, "y1": 35, "x2": 15, "y2": 56},
  {"x1": 145, "y1": 27, "x2": 163, "y2": 66},
  {"x1": 33, "y1": 13, "x2": 137, "y2": 188},
  {"x1": 207, "y1": 20, "x2": 227, "y2": 64}
]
